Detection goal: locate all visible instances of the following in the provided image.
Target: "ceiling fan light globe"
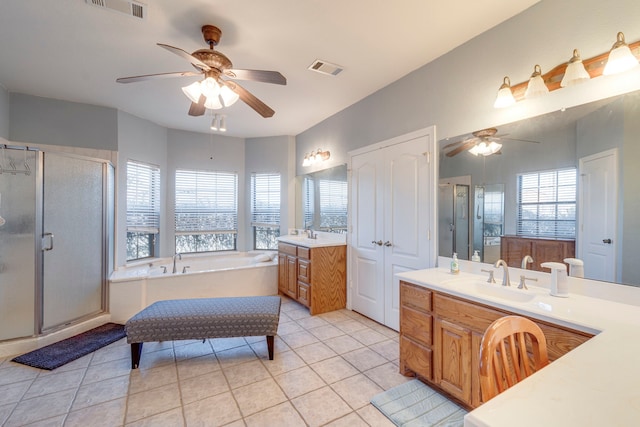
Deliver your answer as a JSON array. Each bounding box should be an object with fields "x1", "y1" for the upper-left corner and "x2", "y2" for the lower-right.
[
  {"x1": 204, "y1": 96, "x2": 223, "y2": 110},
  {"x1": 200, "y1": 77, "x2": 221, "y2": 99},
  {"x1": 220, "y1": 85, "x2": 240, "y2": 107},
  {"x1": 182, "y1": 81, "x2": 202, "y2": 103}
]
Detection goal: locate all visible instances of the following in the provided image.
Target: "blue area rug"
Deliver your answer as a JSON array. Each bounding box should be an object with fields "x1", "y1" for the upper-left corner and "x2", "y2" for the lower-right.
[
  {"x1": 12, "y1": 323, "x2": 125, "y2": 370},
  {"x1": 371, "y1": 380, "x2": 467, "y2": 427}
]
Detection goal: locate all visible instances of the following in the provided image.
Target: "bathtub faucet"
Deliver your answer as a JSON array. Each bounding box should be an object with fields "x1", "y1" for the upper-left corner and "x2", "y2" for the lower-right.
[
  {"x1": 306, "y1": 228, "x2": 317, "y2": 239},
  {"x1": 172, "y1": 252, "x2": 182, "y2": 274}
]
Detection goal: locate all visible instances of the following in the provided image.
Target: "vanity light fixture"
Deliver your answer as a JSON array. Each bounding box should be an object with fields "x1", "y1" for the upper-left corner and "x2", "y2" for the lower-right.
[
  {"x1": 302, "y1": 148, "x2": 330, "y2": 166},
  {"x1": 493, "y1": 77, "x2": 516, "y2": 108},
  {"x1": 560, "y1": 49, "x2": 590, "y2": 87},
  {"x1": 525, "y1": 65, "x2": 549, "y2": 99},
  {"x1": 603, "y1": 32, "x2": 639, "y2": 75}
]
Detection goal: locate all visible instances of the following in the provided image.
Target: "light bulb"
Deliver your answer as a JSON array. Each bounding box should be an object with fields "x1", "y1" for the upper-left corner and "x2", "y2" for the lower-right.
[
  {"x1": 494, "y1": 76, "x2": 516, "y2": 108},
  {"x1": 200, "y1": 77, "x2": 220, "y2": 99},
  {"x1": 603, "y1": 32, "x2": 639, "y2": 75}
]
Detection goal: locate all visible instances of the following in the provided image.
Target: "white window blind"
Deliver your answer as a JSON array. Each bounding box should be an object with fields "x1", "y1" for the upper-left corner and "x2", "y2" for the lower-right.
[
  {"x1": 303, "y1": 176, "x2": 315, "y2": 228},
  {"x1": 517, "y1": 168, "x2": 576, "y2": 238},
  {"x1": 175, "y1": 169, "x2": 238, "y2": 234},
  {"x1": 319, "y1": 179, "x2": 348, "y2": 231},
  {"x1": 250, "y1": 173, "x2": 281, "y2": 227},
  {"x1": 126, "y1": 160, "x2": 160, "y2": 233}
]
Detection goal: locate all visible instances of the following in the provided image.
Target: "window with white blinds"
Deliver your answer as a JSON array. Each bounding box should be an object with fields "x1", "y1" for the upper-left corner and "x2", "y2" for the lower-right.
[
  {"x1": 251, "y1": 173, "x2": 281, "y2": 250},
  {"x1": 517, "y1": 168, "x2": 576, "y2": 238},
  {"x1": 319, "y1": 179, "x2": 348, "y2": 232},
  {"x1": 175, "y1": 169, "x2": 238, "y2": 252},
  {"x1": 126, "y1": 160, "x2": 160, "y2": 261},
  {"x1": 302, "y1": 176, "x2": 315, "y2": 229}
]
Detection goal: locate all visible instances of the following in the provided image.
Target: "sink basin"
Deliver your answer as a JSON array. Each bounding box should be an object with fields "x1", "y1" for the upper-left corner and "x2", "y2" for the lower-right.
[{"x1": 472, "y1": 281, "x2": 536, "y2": 303}]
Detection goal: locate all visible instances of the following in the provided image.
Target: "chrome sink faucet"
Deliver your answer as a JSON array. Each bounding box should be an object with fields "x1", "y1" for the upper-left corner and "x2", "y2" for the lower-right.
[
  {"x1": 494, "y1": 259, "x2": 511, "y2": 286},
  {"x1": 172, "y1": 252, "x2": 182, "y2": 274},
  {"x1": 521, "y1": 255, "x2": 534, "y2": 269},
  {"x1": 306, "y1": 228, "x2": 317, "y2": 239}
]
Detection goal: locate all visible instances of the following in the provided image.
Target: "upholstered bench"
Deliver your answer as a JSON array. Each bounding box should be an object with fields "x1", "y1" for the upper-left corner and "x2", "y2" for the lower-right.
[{"x1": 125, "y1": 296, "x2": 281, "y2": 369}]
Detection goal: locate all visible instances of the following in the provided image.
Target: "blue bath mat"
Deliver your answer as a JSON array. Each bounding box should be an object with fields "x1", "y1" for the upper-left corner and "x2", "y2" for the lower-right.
[
  {"x1": 12, "y1": 323, "x2": 125, "y2": 370},
  {"x1": 370, "y1": 379, "x2": 467, "y2": 426}
]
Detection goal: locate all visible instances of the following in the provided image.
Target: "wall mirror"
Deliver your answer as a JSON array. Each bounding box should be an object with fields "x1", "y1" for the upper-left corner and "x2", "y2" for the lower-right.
[
  {"x1": 438, "y1": 90, "x2": 640, "y2": 287},
  {"x1": 295, "y1": 164, "x2": 348, "y2": 233}
]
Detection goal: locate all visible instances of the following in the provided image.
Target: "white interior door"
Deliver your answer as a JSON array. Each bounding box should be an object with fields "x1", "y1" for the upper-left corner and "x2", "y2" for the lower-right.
[
  {"x1": 383, "y1": 137, "x2": 431, "y2": 331},
  {"x1": 350, "y1": 151, "x2": 385, "y2": 323},
  {"x1": 578, "y1": 149, "x2": 618, "y2": 282},
  {"x1": 350, "y1": 127, "x2": 435, "y2": 330}
]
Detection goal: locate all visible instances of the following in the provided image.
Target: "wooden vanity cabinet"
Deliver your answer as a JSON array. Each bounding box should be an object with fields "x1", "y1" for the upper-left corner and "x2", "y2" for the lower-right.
[
  {"x1": 277, "y1": 242, "x2": 346, "y2": 315},
  {"x1": 399, "y1": 280, "x2": 593, "y2": 409},
  {"x1": 501, "y1": 236, "x2": 575, "y2": 271}
]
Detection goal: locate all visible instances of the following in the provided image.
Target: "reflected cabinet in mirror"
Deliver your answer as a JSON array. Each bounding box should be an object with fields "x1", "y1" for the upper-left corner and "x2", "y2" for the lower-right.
[
  {"x1": 295, "y1": 164, "x2": 348, "y2": 233},
  {"x1": 439, "y1": 91, "x2": 640, "y2": 287}
]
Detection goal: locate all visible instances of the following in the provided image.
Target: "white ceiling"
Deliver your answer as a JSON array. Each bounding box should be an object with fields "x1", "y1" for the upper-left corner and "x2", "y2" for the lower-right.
[{"x1": 0, "y1": 0, "x2": 539, "y2": 138}]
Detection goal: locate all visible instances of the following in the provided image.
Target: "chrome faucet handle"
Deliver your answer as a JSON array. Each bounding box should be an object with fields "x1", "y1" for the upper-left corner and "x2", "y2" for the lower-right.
[
  {"x1": 481, "y1": 269, "x2": 496, "y2": 283},
  {"x1": 182, "y1": 266, "x2": 190, "y2": 274},
  {"x1": 518, "y1": 275, "x2": 537, "y2": 290},
  {"x1": 160, "y1": 266, "x2": 167, "y2": 274}
]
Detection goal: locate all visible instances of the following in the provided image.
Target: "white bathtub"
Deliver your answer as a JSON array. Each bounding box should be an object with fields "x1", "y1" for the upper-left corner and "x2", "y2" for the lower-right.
[{"x1": 109, "y1": 252, "x2": 278, "y2": 323}]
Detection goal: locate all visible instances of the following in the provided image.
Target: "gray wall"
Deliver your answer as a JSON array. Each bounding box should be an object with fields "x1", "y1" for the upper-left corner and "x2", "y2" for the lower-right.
[
  {"x1": 296, "y1": 0, "x2": 640, "y2": 173},
  {"x1": 116, "y1": 111, "x2": 168, "y2": 266},
  {"x1": 245, "y1": 135, "x2": 296, "y2": 249},
  {"x1": 622, "y1": 95, "x2": 640, "y2": 284},
  {"x1": 0, "y1": 85, "x2": 8, "y2": 140},
  {"x1": 9, "y1": 93, "x2": 117, "y2": 150}
]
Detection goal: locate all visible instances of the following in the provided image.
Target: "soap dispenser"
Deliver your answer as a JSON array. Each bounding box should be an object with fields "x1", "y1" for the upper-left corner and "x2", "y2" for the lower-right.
[
  {"x1": 540, "y1": 262, "x2": 569, "y2": 297},
  {"x1": 472, "y1": 250, "x2": 480, "y2": 262},
  {"x1": 450, "y1": 253, "x2": 460, "y2": 274}
]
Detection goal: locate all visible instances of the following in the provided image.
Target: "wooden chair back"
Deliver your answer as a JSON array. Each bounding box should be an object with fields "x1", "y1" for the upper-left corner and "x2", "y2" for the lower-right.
[{"x1": 479, "y1": 315, "x2": 550, "y2": 402}]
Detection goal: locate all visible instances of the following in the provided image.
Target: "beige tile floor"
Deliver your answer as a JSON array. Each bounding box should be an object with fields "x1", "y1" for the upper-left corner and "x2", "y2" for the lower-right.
[{"x1": 0, "y1": 296, "x2": 410, "y2": 426}]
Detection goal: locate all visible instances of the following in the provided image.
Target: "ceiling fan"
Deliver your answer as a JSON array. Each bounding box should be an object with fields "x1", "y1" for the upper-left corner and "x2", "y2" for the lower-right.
[
  {"x1": 443, "y1": 128, "x2": 539, "y2": 157},
  {"x1": 116, "y1": 25, "x2": 286, "y2": 118}
]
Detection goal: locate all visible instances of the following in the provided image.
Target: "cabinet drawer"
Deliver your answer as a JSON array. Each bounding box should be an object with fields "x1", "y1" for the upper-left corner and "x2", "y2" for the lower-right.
[
  {"x1": 401, "y1": 306, "x2": 432, "y2": 346},
  {"x1": 297, "y1": 246, "x2": 311, "y2": 260},
  {"x1": 278, "y1": 242, "x2": 297, "y2": 256},
  {"x1": 400, "y1": 335, "x2": 432, "y2": 380},
  {"x1": 297, "y1": 282, "x2": 310, "y2": 307},
  {"x1": 434, "y1": 293, "x2": 504, "y2": 333},
  {"x1": 400, "y1": 281, "x2": 432, "y2": 312},
  {"x1": 297, "y1": 259, "x2": 311, "y2": 282}
]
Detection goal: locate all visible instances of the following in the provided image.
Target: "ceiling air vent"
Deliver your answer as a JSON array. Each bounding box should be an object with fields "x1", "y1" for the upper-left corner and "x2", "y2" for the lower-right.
[
  {"x1": 308, "y1": 60, "x2": 344, "y2": 76},
  {"x1": 86, "y1": 0, "x2": 147, "y2": 20}
]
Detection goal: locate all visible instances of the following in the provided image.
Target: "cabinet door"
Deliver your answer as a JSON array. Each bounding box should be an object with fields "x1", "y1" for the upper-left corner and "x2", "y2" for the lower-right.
[
  {"x1": 434, "y1": 317, "x2": 472, "y2": 404},
  {"x1": 532, "y1": 240, "x2": 575, "y2": 271},
  {"x1": 278, "y1": 253, "x2": 287, "y2": 294},
  {"x1": 286, "y1": 255, "x2": 298, "y2": 299}
]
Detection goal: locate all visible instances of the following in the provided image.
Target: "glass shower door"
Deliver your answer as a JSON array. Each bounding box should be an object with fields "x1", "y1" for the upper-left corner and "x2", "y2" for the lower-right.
[
  {"x1": 41, "y1": 152, "x2": 105, "y2": 331},
  {"x1": 0, "y1": 148, "x2": 37, "y2": 340}
]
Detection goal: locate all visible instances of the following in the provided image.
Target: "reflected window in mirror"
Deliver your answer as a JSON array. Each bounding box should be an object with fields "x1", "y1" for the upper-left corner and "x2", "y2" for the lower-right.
[
  {"x1": 302, "y1": 176, "x2": 315, "y2": 229},
  {"x1": 517, "y1": 168, "x2": 576, "y2": 239},
  {"x1": 319, "y1": 179, "x2": 348, "y2": 233},
  {"x1": 250, "y1": 172, "x2": 281, "y2": 250}
]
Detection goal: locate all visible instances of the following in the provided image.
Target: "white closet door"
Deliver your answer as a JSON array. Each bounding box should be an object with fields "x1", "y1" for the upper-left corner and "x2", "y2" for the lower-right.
[
  {"x1": 350, "y1": 151, "x2": 385, "y2": 323},
  {"x1": 349, "y1": 127, "x2": 434, "y2": 330},
  {"x1": 383, "y1": 136, "x2": 431, "y2": 331},
  {"x1": 42, "y1": 152, "x2": 105, "y2": 331}
]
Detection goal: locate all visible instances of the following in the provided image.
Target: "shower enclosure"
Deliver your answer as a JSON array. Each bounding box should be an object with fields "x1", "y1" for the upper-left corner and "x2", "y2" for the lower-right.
[
  {"x1": 0, "y1": 146, "x2": 113, "y2": 342},
  {"x1": 438, "y1": 181, "x2": 470, "y2": 260}
]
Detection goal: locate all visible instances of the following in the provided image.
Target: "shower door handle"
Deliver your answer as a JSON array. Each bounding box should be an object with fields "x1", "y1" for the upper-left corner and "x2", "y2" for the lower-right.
[{"x1": 42, "y1": 233, "x2": 54, "y2": 251}]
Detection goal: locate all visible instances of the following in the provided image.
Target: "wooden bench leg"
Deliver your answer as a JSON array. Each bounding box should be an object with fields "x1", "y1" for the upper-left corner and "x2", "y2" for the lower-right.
[
  {"x1": 266, "y1": 336, "x2": 274, "y2": 360},
  {"x1": 131, "y1": 342, "x2": 143, "y2": 369}
]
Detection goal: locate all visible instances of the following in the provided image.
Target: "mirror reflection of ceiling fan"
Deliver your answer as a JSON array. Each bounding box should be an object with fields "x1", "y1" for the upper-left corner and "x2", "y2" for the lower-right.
[
  {"x1": 443, "y1": 128, "x2": 539, "y2": 157},
  {"x1": 116, "y1": 24, "x2": 286, "y2": 118}
]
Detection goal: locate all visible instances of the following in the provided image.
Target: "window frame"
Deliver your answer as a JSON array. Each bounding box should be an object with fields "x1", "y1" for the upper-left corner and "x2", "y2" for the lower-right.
[
  {"x1": 250, "y1": 172, "x2": 281, "y2": 250},
  {"x1": 126, "y1": 160, "x2": 160, "y2": 262}
]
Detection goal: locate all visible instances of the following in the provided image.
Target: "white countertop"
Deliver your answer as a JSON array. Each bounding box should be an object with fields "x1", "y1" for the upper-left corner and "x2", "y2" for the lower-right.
[
  {"x1": 277, "y1": 232, "x2": 346, "y2": 248},
  {"x1": 396, "y1": 267, "x2": 640, "y2": 427}
]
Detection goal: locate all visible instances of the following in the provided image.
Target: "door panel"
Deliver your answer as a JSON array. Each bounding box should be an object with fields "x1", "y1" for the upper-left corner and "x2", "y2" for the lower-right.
[
  {"x1": 578, "y1": 149, "x2": 617, "y2": 282},
  {"x1": 42, "y1": 152, "x2": 105, "y2": 331}
]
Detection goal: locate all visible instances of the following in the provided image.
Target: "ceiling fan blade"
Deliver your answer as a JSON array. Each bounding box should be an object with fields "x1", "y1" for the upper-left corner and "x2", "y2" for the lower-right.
[
  {"x1": 442, "y1": 137, "x2": 475, "y2": 150},
  {"x1": 224, "y1": 69, "x2": 287, "y2": 85},
  {"x1": 498, "y1": 137, "x2": 541, "y2": 144},
  {"x1": 224, "y1": 81, "x2": 275, "y2": 118},
  {"x1": 446, "y1": 140, "x2": 478, "y2": 157},
  {"x1": 157, "y1": 43, "x2": 211, "y2": 71},
  {"x1": 116, "y1": 71, "x2": 201, "y2": 84},
  {"x1": 188, "y1": 95, "x2": 206, "y2": 117}
]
